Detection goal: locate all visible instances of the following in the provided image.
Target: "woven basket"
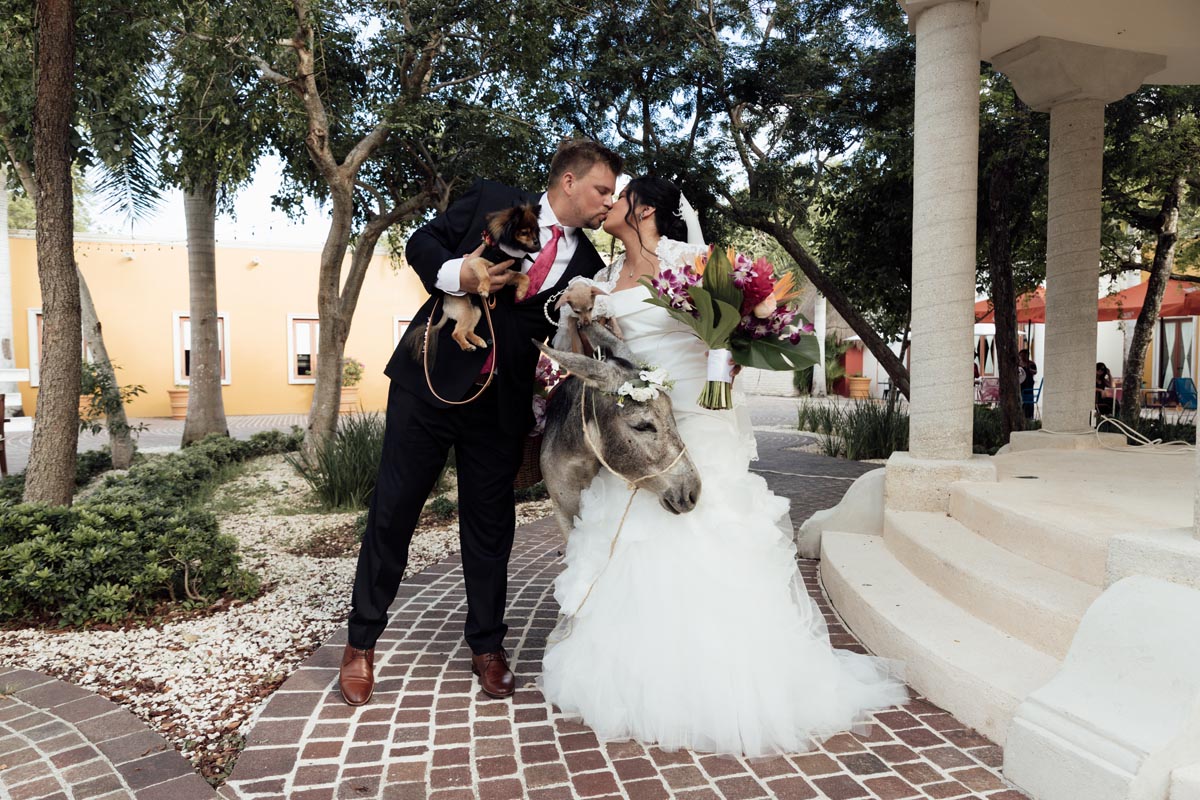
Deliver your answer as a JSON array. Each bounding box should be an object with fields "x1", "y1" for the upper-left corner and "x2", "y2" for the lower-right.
[{"x1": 514, "y1": 433, "x2": 544, "y2": 491}]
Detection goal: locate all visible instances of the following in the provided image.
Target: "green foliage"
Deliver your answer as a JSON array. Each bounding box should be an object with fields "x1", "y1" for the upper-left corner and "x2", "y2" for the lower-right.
[
  {"x1": 514, "y1": 482, "x2": 549, "y2": 502},
  {"x1": 0, "y1": 502, "x2": 257, "y2": 626},
  {"x1": 0, "y1": 429, "x2": 303, "y2": 627},
  {"x1": 971, "y1": 405, "x2": 1040, "y2": 455},
  {"x1": 426, "y1": 495, "x2": 457, "y2": 520},
  {"x1": 79, "y1": 360, "x2": 147, "y2": 437},
  {"x1": 799, "y1": 400, "x2": 1047, "y2": 460},
  {"x1": 794, "y1": 334, "x2": 850, "y2": 394},
  {"x1": 341, "y1": 357, "x2": 365, "y2": 388},
  {"x1": 287, "y1": 414, "x2": 385, "y2": 511},
  {"x1": 1104, "y1": 410, "x2": 1198, "y2": 446},
  {"x1": 0, "y1": 448, "x2": 116, "y2": 506}
]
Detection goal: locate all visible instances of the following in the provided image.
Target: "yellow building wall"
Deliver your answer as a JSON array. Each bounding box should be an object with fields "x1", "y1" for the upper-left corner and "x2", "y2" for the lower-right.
[{"x1": 10, "y1": 234, "x2": 429, "y2": 417}]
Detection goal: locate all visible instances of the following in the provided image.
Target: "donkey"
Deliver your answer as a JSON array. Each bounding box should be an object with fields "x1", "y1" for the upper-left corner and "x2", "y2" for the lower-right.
[{"x1": 535, "y1": 323, "x2": 701, "y2": 536}]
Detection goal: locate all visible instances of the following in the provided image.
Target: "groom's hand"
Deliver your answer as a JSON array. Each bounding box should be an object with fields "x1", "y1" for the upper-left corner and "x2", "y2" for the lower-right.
[{"x1": 460, "y1": 242, "x2": 516, "y2": 295}]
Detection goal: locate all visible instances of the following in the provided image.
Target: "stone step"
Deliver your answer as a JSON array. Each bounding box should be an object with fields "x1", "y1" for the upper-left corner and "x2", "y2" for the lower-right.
[
  {"x1": 821, "y1": 531, "x2": 1060, "y2": 745},
  {"x1": 884, "y1": 510, "x2": 1101, "y2": 659},
  {"x1": 948, "y1": 481, "x2": 1110, "y2": 585}
]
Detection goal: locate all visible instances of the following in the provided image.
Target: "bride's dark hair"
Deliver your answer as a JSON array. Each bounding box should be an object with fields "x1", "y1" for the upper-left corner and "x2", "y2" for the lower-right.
[{"x1": 624, "y1": 176, "x2": 689, "y2": 251}]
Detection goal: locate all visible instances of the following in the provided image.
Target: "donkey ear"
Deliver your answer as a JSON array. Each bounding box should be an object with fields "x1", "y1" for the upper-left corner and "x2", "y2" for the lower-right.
[
  {"x1": 577, "y1": 321, "x2": 636, "y2": 363},
  {"x1": 534, "y1": 340, "x2": 627, "y2": 393}
]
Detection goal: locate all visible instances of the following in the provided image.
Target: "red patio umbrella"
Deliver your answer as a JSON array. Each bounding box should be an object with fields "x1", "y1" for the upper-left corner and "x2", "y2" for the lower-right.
[
  {"x1": 1097, "y1": 278, "x2": 1200, "y2": 321},
  {"x1": 974, "y1": 287, "x2": 1047, "y2": 324}
]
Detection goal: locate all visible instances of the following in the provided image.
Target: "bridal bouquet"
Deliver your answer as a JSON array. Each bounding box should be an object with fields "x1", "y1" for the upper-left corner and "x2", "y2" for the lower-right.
[{"x1": 642, "y1": 247, "x2": 819, "y2": 409}]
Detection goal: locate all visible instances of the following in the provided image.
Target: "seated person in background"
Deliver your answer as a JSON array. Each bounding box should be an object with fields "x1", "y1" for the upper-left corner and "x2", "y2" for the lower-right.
[
  {"x1": 1095, "y1": 362, "x2": 1114, "y2": 418},
  {"x1": 1019, "y1": 348, "x2": 1038, "y2": 419}
]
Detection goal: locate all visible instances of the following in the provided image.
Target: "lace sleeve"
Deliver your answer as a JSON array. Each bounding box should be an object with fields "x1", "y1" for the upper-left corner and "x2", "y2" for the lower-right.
[{"x1": 656, "y1": 238, "x2": 709, "y2": 271}]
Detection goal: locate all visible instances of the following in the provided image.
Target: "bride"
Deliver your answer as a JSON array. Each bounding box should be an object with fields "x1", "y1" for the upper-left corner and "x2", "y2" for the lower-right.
[{"x1": 538, "y1": 175, "x2": 907, "y2": 757}]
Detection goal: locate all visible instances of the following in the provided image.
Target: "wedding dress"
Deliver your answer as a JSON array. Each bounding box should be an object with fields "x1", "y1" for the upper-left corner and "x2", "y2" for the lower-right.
[{"x1": 538, "y1": 242, "x2": 907, "y2": 757}]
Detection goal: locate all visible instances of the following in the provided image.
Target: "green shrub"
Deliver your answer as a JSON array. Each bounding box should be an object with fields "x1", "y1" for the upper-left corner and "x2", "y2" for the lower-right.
[
  {"x1": 0, "y1": 448, "x2": 117, "y2": 507},
  {"x1": 838, "y1": 401, "x2": 909, "y2": 461},
  {"x1": 1106, "y1": 410, "x2": 1197, "y2": 446},
  {"x1": 0, "y1": 427, "x2": 301, "y2": 627},
  {"x1": 426, "y1": 495, "x2": 457, "y2": 519},
  {"x1": 515, "y1": 481, "x2": 549, "y2": 502},
  {"x1": 0, "y1": 503, "x2": 257, "y2": 626},
  {"x1": 288, "y1": 414, "x2": 385, "y2": 510}
]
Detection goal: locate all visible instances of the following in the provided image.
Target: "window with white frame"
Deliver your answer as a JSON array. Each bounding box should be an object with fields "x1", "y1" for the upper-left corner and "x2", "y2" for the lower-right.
[
  {"x1": 28, "y1": 308, "x2": 92, "y2": 388},
  {"x1": 288, "y1": 315, "x2": 320, "y2": 384},
  {"x1": 173, "y1": 312, "x2": 231, "y2": 385},
  {"x1": 394, "y1": 316, "x2": 413, "y2": 347}
]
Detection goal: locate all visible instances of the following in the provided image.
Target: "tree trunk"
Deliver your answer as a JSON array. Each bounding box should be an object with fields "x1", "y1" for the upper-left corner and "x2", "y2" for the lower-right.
[
  {"x1": 182, "y1": 179, "x2": 229, "y2": 444},
  {"x1": 1120, "y1": 175, "x2": 1188, "y2": 425},
  {"x1": 302, "y1": 182, "x2": 430, "y2": 457},
  {"x1": 753, "y1": 216, "x2": 912, "y2": 398},
  {"x1": 985, "y1": 161, "x2": 1026, "y2": 441},
  {"x1": 303, "y1": 183, "x2": 356, "y2": 459},
  {"x1": 23, "y1": 0, "x2": 78, "y2": 505},
  {"x1": 78, "y1": 269, "x2": 134, "y2": 468}
]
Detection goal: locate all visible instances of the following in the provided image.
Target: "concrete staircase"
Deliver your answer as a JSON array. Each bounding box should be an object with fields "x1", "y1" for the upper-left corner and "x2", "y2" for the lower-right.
[{"x1": 820, "y1": 460, "x2": 1124, "y2": 745}]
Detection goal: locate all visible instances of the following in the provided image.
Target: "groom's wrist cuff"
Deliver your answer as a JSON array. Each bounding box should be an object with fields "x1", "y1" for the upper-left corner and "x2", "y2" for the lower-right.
[{"x1": 436, "y1": 258, "x2": 466, "y2": 296}]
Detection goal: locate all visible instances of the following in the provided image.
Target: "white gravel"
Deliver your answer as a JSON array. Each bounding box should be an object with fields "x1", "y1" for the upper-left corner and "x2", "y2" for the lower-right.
[{"x1": 0, "y1": 454, "x2": 554, "y2": 775}]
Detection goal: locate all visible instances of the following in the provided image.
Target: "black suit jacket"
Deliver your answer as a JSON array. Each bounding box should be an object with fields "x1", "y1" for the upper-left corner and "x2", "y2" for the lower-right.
[{"x1": 386, "y1": 179, "x2": 605, "y2": 431}]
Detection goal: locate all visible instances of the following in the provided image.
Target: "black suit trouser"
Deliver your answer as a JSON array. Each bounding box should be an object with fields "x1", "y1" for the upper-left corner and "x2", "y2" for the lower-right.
[{"x1": 348, "y1": 380, "x2": 524, "y2": 654}]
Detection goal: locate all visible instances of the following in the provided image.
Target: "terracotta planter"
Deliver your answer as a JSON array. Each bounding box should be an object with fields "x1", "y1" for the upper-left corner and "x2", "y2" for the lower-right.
[
  {"x1": 847, "y1": 376, "x2": 871, "y2": 400},
  {"x1": 339, "y1": 385, "x2": 360, "y2": 415},
  {"x1": 167, "y1": 388, "x2": 189, "y2": 420}
]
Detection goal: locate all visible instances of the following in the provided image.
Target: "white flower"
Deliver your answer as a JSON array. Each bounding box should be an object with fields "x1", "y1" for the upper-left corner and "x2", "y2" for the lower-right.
[
  {"x1": 627, "y1": 385, "x2": 659, "y2": 402},
  {"x1": 617, "y1": 381, "x2": 636, "y2": 398},
  {"x1": 639, "y1": 368, "x2": 669, "y2": 386}
]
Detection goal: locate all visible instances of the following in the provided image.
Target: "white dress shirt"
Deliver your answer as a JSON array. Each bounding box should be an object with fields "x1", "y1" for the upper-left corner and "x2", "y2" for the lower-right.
[{"x1": 434, "y1": 193, "x2": 579, "y2": 296}]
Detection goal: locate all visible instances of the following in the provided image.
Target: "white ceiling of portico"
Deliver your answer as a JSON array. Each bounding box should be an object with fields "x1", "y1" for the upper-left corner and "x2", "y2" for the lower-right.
[{"x1": 980, "y1": 0, "x2": 1200, "y2": 84}]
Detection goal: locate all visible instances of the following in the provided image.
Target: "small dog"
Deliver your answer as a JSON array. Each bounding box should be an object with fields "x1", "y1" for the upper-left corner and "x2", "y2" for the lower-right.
[
  {"x1": 552, "y1": 278, "x2": 624, "y2": 353},
  {"x1": 412, "y1": 204, "x2": 542, "y2": 362}
]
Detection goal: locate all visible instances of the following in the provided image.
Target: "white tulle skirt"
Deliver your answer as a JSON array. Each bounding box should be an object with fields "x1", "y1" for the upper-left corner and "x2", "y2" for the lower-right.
[{"x1": 539, "y1": 410, "x2": 907, "y2": 757}]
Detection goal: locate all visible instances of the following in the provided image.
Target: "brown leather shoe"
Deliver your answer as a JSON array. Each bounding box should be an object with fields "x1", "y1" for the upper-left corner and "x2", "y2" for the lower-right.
[
  {"x1": 471, "y1": 649, "x2": 515, "y2": 698},
  {"x1": 338, "y1": 644, "x2": 375, "y2": 706}
]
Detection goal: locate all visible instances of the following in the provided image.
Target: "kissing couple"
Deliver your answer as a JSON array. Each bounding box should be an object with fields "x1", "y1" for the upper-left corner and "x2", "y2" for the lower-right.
[{"x1": 338, "y1": 137, "x2": 906, "y2": 756}]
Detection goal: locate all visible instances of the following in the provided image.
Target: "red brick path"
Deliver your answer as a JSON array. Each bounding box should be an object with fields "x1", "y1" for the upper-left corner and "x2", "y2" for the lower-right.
[{"x1": 220, "y1": 515, "x2": 1030, "y2": 800}]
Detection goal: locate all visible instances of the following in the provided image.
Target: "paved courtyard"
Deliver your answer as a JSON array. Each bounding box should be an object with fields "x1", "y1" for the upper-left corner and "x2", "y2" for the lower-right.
[{"x1": 0, "y1": 398, "x2": 1031, "y2": 799}]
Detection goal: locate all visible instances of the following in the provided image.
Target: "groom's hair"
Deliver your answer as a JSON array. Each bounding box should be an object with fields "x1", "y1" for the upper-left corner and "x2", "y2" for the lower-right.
[{"x1": 548, "y1": 139, "x2": 623, "y2": 186}]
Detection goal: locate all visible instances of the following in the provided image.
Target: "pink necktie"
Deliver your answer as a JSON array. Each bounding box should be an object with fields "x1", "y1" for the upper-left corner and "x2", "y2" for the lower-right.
[
  {"x1": 522, "y1": 224, "x2": 564, "y2": 301},
  {"x1": 478, "y1": 225, "x2": 564, "y2": 379}
]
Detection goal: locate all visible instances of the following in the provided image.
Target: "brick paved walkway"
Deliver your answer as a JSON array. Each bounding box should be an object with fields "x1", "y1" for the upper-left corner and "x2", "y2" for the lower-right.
[
  {"x1": 0, "y1": 669, "x2": 216, "y2": 800},
  {"x1": 220, "y1": 431, "x2": 1030, "y2": 800},
  {"x1": 1, "y1": 401, "x2": 1033, "y2": 800}
]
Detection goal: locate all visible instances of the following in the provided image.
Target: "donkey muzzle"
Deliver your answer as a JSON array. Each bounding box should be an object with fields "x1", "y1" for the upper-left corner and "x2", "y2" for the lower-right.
[{"x1": 659, "y1": 479, "x2": 701, "y2": 515}]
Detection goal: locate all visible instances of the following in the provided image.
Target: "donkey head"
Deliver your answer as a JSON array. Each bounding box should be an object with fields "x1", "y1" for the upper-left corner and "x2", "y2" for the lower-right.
[{"x1": 536, "y1": 327, "x2": 701, "y2": 522}]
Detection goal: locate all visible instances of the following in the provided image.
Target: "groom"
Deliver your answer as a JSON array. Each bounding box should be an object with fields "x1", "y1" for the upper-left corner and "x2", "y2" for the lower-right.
[{"x1": 338, "y1": 139, "x2": 622, "y2": 704}]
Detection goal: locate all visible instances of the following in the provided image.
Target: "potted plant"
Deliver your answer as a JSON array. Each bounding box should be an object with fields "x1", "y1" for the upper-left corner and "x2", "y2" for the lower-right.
[
  {"x1": 167, "y1": 383, "x2": 189, "y2": 420},
  {"x1": 340, "y1": 357, "x2": 365, "y2": 414},
  {"x1": 847, "y1": 372, "x2": 871, "y2": 400}
]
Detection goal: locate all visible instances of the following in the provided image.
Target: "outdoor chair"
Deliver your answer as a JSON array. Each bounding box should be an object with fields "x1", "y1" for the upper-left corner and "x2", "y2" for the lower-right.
[
  {"x1": 1022, "y1": 378, "x2": 1044, "y2": 420},
  {"x1": 977, "y1": 376, "x2": 1000, "y2": 404},
  {"x1": 1168, "y1": 377, "x2": 1198, "y2": 410}
]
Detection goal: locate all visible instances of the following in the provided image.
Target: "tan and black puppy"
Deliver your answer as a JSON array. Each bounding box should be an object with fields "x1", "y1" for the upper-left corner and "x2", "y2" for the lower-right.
[{"x1": 414, "y1": 204, "x2": 542, "y2": 360}]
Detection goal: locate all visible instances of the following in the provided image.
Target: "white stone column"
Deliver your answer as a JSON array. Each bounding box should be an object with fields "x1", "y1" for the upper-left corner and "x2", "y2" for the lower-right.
[
  {"x1": 1042, "y1": 98, "x2": 1105, "y2": 433},
  {"x1": 905, "y1": 0, "x2": 981, "y2": 461},
  {"x1": 812, "y1": 294, "x2": 827, "y2": 397},
  {"x1": 992, "y1": 38, "x2": 1165, "y2": 449}
]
